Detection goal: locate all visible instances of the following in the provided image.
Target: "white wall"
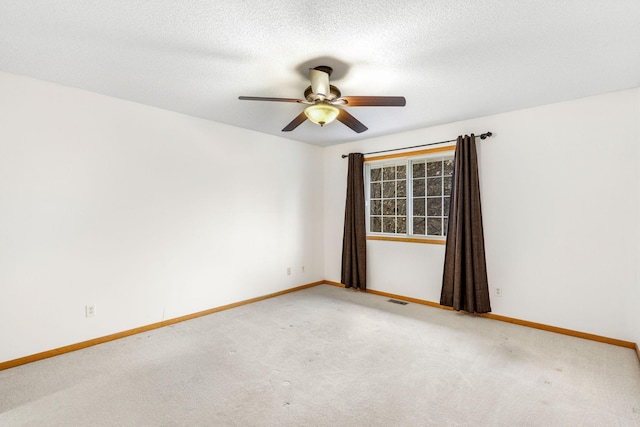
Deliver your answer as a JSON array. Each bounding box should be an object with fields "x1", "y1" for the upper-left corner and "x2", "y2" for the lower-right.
[
  {"x1": 635, "y1": 88, "x2": 640, "y2": 348},
  {"x1": 2, "y1": 71, "x2": 638, "y2": 365},
  {"x1": 0, "y1": 71, "x2": 324, "y2": 363},
  {"x1": 324, "y1": 88, "x2": 640, "y2": 342}
]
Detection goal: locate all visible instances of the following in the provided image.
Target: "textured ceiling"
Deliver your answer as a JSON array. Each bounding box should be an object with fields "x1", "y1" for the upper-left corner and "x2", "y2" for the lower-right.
[{"x1": 1, "y1": 1, "x2": 640, "y2": 147}]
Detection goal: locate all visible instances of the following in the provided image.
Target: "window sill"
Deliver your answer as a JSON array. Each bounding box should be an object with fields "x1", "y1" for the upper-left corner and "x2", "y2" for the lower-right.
[{"x1": 366, "y1": 235, "x2": 446, "y2": 245}]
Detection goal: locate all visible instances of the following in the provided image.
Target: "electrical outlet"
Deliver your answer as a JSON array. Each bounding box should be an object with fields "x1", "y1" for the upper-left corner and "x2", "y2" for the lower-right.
[
  {"x1": 85, "y1": 304, "x2": 96, "y2": 317},
  {"x1": 302, "y1": 265, "x2": 305, "y2": 273},
  {"x1": 495, "y1": 287, "x2": 502, "y2": 297},
  {"x1": 287, "y1": 267, "x2": 291, "y2": 276}
]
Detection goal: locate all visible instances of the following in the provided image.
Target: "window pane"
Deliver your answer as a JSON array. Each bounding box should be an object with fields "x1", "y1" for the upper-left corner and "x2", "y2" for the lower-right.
[
  {"x1": 413, "y1": 198, "x2": 425, "y2": 216},
  {"x1": 370, "y1": 216, "x2": 382, "y2": 232},
  {"x1": 427, "y1": 218, "x2": 442, "y2": 236},
  {"x1": 397, "y1": 165, "x2": 406, "y2": 179},
  {"x1": 397, "y1": 180, "x2": 406, "y2": 197},
  {"x1": 383, "y1": 217, "x2": 396, "y2": 233},
  {"x1": 383, "y1": 166, "x2": 395, "y2": 180},
  {"x1": 397, "y1": 216, "x2": 407, "y2": 233},
  {"x1": 370, "y1": 168, "x2": 382, "y2": 182},
  {"x1": 426, "y1": 197, "x2": 442, "y2": 216},
  {"x1": 370, "y1": 182, "x2": 381, "y2": 198},
  {"x1": 397, "y1": 199, "x2": 406, "y2": 215},
  {"x1": 443, "y1": 159, "x2": 454, "y2": 176},
  {"x1": 444, "y1": 176, "x2": 452, "y2": 194},
  {"x1": 413, "y1": 162, "x2": 425, "y2": 178},
  {"x1": 413, "y1": 179, "x2": 425, "y2": 197},
  {"x1": 443, "y1": 197, "x2": 450, "y2": 216},
  {"x1": 427, "y1": 161, "x2": 442, "y2": 177},
  {"x1": 383, "y1": 181, "x2": 396, "y2": 198},
  {"x1": 427, "y1": 177, "x2": 442, "y2": 196},
  {"x1": 413, "y1": 217, "x2": 425, "y2": 235},
  {"x1": 371, "y1": 200, "x2": 382, "y2": 215},
  {"x1": 444, "y1": 218, "x2": 449, "y2": 236},
  {"x1": 383, "y1": 200, "x2": 395, "y2": 215}
]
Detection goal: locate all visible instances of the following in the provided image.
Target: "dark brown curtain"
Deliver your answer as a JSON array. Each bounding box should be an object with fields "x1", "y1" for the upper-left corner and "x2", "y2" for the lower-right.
[
  {"x1": 341, "y1": 153, "x2": 367, "y2": 290},
  {"x1": 441, "y1": 135, "x2": 491, "y2": 313}
]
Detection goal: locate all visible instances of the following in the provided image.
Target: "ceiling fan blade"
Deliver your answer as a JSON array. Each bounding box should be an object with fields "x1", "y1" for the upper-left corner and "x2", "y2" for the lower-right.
[
  {"x1": 309, "y1": 68, "x2": 330, "y2": 98},
  {"x1": 341, "y1": 96, "x2": 406, "y2": 107},
  {"x1": 239, "y1": 96, "x2": 303, "y2": 103},
  {"x1": 337, "y1": 109, "x2": 368, "y2": 133},
  {"x1": 282, "y1": 111, "x2": 308, "y2": 132}
]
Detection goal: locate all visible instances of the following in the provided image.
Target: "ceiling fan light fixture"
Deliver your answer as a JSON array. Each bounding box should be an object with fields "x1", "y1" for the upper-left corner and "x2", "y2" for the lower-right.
[{"x1": 304, "y1": 103, "x2": 339, "y2": 127}]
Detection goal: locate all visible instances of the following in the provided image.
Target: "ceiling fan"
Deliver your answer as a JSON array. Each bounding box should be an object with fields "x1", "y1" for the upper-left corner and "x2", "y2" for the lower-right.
[{"x1": 238, "y1": 66, "x2": 406, "y2": 133}]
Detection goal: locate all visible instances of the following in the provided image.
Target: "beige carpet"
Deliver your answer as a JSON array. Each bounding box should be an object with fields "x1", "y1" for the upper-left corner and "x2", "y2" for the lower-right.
[{"x1": 1, "y1": 284, "x2": 639, "y2": 426}]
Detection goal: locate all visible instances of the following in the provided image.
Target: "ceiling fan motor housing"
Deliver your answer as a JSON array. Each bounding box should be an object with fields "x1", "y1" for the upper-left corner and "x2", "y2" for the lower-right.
[{"x1": 304, "y1": 85, "x2": 341, "y2": 103}]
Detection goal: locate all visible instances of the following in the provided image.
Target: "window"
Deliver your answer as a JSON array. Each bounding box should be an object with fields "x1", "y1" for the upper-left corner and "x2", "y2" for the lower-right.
[{"x1": 366, "y1": 151, "x2": 454, "y2": 241}]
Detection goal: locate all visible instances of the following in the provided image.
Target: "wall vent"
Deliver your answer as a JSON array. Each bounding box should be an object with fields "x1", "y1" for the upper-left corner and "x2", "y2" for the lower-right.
[{"x1": 388, "y1": 299, "x2": 408, "y2": 305}]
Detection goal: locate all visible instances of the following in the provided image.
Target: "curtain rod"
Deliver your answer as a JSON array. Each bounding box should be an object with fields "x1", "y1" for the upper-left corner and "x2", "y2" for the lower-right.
[{"x1": 340, "y1": 131, "x2": 492, "y2": 158}]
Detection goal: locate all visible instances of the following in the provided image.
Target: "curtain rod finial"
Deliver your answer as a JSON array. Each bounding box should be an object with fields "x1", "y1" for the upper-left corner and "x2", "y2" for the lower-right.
[{"x1": 480, "y1": 131, "x2": 493, "y2": 140}]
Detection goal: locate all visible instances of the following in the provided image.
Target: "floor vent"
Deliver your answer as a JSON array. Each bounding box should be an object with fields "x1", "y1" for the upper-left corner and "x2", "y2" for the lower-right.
[{"x1": 388, "y1": 299, "x2": 408, "y2": 305}]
